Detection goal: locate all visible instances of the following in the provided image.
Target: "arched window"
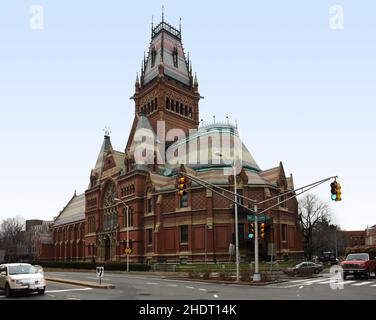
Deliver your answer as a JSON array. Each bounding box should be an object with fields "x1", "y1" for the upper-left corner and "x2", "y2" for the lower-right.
[
  {"x1": 123, "y1": 207, "x2": 133, "y2": 228},
  {"x1": 166, "y1": 97, "x2": 170, "y2": 109},
  {"x1": 172, "y1": 46, "x2": 178, "y2": 68},
  {"x1": 102, "y1": 181, "x2": 118, "y2": 231},
  {"x1": 171, "y1": 99, "x2": 175, "y2": 111},
  {"x1": 151, "y1": 47, "x2": 157, "y2": 67}
]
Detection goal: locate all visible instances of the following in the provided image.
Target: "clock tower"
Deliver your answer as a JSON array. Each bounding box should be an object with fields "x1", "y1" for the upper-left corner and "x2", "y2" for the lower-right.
[{"x1": 132, "y1": 16, "x2": 201, "y2": 137}]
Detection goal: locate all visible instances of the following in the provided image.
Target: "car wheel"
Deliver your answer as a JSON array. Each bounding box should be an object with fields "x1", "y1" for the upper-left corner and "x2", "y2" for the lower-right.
[
  {"x1": 37, "y1": 287, "x2": 45, "y2": 295},
  {"x1": 314, "y1": 269, "x2": 320, "y2": 275},
  {"x1": 293, "y1": 269, "x2": 299, "y2": 276},
  {"x1": 5, "y1": 283, "x2": 12, "y2": 298}
]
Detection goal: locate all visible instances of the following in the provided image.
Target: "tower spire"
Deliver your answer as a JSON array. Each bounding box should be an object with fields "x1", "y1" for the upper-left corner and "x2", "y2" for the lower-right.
[
  {"x1": 162, "y1": 6, "x2": 164, "y2": 23},
  {"x1": 151, "y1": 16, "x2": 154, "y2": 37}
]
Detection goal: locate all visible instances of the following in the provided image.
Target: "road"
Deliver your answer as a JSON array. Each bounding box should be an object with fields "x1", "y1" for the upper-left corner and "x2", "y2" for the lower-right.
[{"x1": 1, "y1": 271, "x2": 376, "y2": 300}]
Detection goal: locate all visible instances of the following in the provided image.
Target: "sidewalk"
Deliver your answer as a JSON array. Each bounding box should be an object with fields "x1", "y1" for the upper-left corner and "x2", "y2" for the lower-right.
[{"x1": 45, "y1": 276, "x2": 115, "y2": 289}]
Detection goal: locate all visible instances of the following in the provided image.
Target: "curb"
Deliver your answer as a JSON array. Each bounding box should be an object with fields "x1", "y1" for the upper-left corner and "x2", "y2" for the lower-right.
[
  {"x1": 45, "y1": 277, "x2": 115, "y2": 289},
  {"x1": 167, "y1": 277, "x2": 286, "y2": 286}
]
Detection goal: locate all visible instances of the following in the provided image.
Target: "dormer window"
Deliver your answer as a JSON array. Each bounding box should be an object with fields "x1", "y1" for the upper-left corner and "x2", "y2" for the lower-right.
[
  {"x1": 151, "y1": 47, "x2": 157, "y2": 67},
  {"x1": 172, "y1": 46, "x2": 178, "y2": 68}
]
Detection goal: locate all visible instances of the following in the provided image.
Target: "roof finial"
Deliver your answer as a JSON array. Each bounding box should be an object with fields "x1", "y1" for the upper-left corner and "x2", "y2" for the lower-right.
[
  {"x1": 235, "y1": 120, "x2": 238, "y2": 129},
  {"x1": 213, "y1": 115, "x2": 216, "y2": 123},
  {"x1": 135, "y1": 72, "x2": 140, "y2": 86},
  {"x1": 151, "y1": 15, "x2": 154, "y2": 36},
  {"x1": 74, "y1": 189, "x2": 76, "y2": 197},
  {"x1": 179, "y1": 17, "x2": 182, "y2": 32},
  {"x1": 103, "y1": 126, "x2": 111, "y2": 137},
  {"x1": 226, "y1": 115, "x2": 229, "y2": 124},
  {"x1": 162, "y1": 5, "x2": 164, "y2": 23},
  {"x1": 201, "y1": 119, "x2": 204, "y2": 127}
]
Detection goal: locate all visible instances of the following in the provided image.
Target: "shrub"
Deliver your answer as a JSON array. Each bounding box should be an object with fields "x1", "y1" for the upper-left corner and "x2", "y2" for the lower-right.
[{"x1": 30, "y1": 261, "x2": 151, "y2": 272}]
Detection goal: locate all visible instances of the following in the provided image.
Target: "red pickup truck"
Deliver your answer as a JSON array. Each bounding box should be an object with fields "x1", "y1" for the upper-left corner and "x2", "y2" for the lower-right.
[{"x1": 341, "y1": 252, "x2": 375, "y2": 280}]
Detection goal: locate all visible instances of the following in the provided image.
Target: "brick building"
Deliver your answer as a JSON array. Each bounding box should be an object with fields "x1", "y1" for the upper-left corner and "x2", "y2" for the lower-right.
[
  {"x1": 52, "y1": 17, "x2": 304, "y2": 263},
  {"x1": 366, "y1": 225, "x2": 376, "y2": 246}
]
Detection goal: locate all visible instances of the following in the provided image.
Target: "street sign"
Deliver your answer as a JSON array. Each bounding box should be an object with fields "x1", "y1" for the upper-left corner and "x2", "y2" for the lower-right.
[
  {"x1": 124, "y1": 247, "x2": 133, "y2": 255},
  {"x1": 96, "y1": 266, "x2": 104, "y2": 278},
  {"x1": 247, "y1": 214, "x2": 272, "y2": 223},
  {"x1": 268, "y1": 243, "x2": 276, "y2": 257}
]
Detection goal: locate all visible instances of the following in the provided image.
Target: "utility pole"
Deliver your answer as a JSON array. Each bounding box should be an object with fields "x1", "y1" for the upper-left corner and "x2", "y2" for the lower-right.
[
  {"x1": 253, "y1": 205, "x2": 261, "y2": 282},
  {"x1": 234, "y1": 166, "x2": 240, "y2": 282}
]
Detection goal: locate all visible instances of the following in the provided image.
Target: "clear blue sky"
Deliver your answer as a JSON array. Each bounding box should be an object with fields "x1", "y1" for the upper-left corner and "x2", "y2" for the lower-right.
[{"x1": 0, "y1": 1, "x2": 375, "y2": 230}]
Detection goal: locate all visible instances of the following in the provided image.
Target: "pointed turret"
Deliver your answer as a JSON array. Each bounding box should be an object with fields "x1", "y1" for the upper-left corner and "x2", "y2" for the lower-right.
[
  {"x1": 135, "y1": 73, "x2": 140, "y2": 92},
  {"x1": 194, "y1": 72, "x2": 199, "y2": 91}
]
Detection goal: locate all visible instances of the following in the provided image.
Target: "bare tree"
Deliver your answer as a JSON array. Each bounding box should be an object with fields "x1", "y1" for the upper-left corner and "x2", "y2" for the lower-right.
[
  {"x1": 298, "y1": 194, "x2": 331, "y2": 260},
  {"x1": 0, "y1": 217, "x2": 25, "y2": 261}
]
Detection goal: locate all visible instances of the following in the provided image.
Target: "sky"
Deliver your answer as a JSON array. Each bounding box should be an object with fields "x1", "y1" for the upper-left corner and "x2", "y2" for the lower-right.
[{"x1": 0, "y1": 1, "x2": 375, "y2": 230}]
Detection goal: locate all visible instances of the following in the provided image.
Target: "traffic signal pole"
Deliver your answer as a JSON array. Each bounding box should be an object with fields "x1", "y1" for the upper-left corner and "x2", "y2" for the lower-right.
[
  {"x1": 179, "y1": 171, "x2": 340, "y2": 282},
  {"x1": 253, "y1": 205, "x2": 261, "y2": 282}
]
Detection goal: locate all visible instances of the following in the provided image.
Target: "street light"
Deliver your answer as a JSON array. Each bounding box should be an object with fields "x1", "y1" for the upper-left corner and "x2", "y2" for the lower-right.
[
  {"x1": 215, "y1": 152, "x2": 240, "y2": 282},
  {"x1": 114, "y1": 198, "x2": 130, "y2": 273}
]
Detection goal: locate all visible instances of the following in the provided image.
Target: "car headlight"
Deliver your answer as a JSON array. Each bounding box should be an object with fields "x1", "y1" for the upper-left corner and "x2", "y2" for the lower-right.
[{"x1": 16, "y1": 280, "x2": 23, "y2": 285}]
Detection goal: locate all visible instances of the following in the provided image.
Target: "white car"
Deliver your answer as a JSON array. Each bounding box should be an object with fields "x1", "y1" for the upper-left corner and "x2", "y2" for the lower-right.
[{"x1": 0, "y1": 263, "x2": 46, "y2": 297}]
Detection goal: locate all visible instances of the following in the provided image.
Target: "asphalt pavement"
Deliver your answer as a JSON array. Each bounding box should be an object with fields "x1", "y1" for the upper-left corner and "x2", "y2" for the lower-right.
[{"x1": 27, "y1": 271, "x2": 375, "y2": 300}]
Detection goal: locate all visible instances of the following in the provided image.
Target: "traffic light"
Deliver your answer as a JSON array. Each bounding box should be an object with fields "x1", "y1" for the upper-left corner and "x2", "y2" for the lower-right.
[
  {"x1": 331, "y1": 181, "x2": 342, "y2": 202},
  {"x1": 260, "y1": 222, "x2": 266, "y2": 239},
  {"x1": 336, "y1": 182, "x2": 342, "y2": 202},
  {"x1": 330, "y1": 182, "x2": 337, "y2": 201},
  {"x1": 248, "y1": 222, "x2": 255, "y2": 239},
  {"x1": 178, "y1": 176, "x2": 188, "y2": 197}
]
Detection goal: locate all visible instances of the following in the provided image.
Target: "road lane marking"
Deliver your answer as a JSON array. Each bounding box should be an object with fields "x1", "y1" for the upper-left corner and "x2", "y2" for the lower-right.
[
  {"x1": 370, "y1": 284, "x2": 376, "y2": 287},
  {"x1": 319, "y1": 280, "x2": 356, "y2": 285},
  {"x1": 86, "y1": 277, "x2": 110, "y2": 281},
  {"x1": 186, "y1": 286, "x2": 195, "y2": 289},
  {"x1": 67, "y1": 297, "x2": 81, "y2": 300},
  {"x1": 167, "y1": 284, "x2": 178, "y2": 287},
  {"x1": 46, "y1": 288, "x2": 92, "y2": 293},
  {"x1": 199, "y1": 288, "x2": 207, "y2": 292},
  {"x1": 214, "y1": 294, "x2": 219, "y2": 298},
  {"x1": 146, "y1": 282, "x2": 158, "y2": 285},
  {"x1": 47, "y1": 294, "x2": 55, "y2": 297},
  {"x1": 351, "y1": 281, "x2": 374, "y2": 287}
]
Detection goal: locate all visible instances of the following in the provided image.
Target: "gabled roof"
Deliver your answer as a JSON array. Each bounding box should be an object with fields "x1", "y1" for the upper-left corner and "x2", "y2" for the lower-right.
[
  {"x1": 53, "y1": 193, "x2": 85, "y2": 227},
  {"x1": 259, "y1": 166, "x2": 280, "y2": 185},
  {"x1": 93, "y1": 134, "x2": 113, "y2": 177},
  {"x1": 127, "y1": 114, "x2": 158, "y2": 164}
]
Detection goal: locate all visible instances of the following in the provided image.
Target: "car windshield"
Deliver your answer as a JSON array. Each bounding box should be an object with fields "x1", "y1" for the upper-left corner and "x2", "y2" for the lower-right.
[
  {"x1": 346, "y1": 254, "x2": 369, "y2": 261},
  {"x1": 8, "y1": 264, "x2": 37, "y2": 275}
]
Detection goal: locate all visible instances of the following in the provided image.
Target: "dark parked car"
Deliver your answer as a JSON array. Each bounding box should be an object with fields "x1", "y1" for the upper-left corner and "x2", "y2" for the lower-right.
[
  {"x1": 287, "y1": 262, "x2": 324, "y2": 275},
  {"x1": 318, "y1": 252, "x2": 339, "y2": 265}
]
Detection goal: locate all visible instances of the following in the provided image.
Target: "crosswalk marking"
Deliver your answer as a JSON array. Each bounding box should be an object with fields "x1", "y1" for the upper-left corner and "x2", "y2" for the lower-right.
[
  {"x1": 291, "y1": 279, "x2": 312, "y2": 283},
  {"x1": 303, "y1": 279, "x2": 329, "y2": 285},
  {"x1": 351, "y1": 281, "x2": 374, "y2": 287},
  {"x1": 319, "y1": 280, "x2": 356, "y2": 285}
]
